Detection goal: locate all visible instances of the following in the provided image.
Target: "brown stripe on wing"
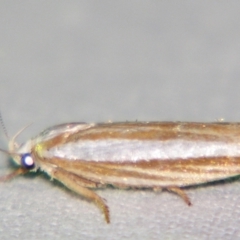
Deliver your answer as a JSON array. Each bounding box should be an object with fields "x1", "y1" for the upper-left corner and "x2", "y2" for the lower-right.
[
  {"x1": 62, "y1": 121, "x2": 240, "y2": 144},
  {"x1": 38, "y1": 156, "x2": 240, "y2": 188},
  {"x1": 37, "y1": 122, "x2": 240, "y2": 156}
]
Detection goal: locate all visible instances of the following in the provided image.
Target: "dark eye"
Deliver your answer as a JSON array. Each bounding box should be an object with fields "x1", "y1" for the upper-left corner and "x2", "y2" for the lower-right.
[{"x1": 21, "y1": 153, "x2": 35, "y2": 169}]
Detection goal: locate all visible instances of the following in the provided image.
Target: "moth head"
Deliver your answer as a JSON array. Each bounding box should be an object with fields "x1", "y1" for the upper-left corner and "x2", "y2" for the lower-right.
[
  {"x1": 9, "y1": 124, "x2": 35, "y2": 170},
  {"x1": 0, "y1": 114, "x2": 35, "y2": 170}
]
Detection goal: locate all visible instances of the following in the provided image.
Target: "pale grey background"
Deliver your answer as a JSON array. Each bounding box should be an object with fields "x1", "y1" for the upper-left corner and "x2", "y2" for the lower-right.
[{"x1": 0, "y1": 1, "x2": 240, "y2": 239}]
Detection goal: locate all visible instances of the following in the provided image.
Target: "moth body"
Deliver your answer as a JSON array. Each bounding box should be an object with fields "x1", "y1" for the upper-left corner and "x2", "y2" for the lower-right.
[{"x1": 3, "y1": 121, "x2": 240, "y2": 223}]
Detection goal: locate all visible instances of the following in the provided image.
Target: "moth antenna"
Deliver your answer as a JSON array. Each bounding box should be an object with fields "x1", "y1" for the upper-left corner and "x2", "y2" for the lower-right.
[
  {"x1": 11, "y1": 123, "x2": 33, "y2": 144},
  {"x1": 9, "y1": 123, "x2": 33, "y2": 152},
  {"x1": 0, "y1": 111, "x2": 33, "y2": 153},
  {"x1": 0, "y1": 112, "x2": 23, "y2": 156},
  {"x1": 0, "y1": 148, "x2": 20, "y2": 157},
  {"x1": 0, "y1": 111, "x2": 9, "y2": 140}
]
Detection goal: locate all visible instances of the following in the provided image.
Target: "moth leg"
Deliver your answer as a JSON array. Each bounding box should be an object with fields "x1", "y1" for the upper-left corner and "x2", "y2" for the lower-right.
[
  {"x1": 51, "y1": 167, "x2": 110, "y2": 223},
  {"x1": 166, "y1": 187, "x2": 192, "y2": 206},
  {"x1": 153, "y1": 187, "x2": 163, "y2": 192},
  {"x1": 0, "y1": 167, "x2": 29, "y2": 182}
]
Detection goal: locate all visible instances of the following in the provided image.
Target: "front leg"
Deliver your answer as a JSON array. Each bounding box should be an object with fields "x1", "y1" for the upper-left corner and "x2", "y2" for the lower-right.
[{"x1": 50, "y1": 167, "x2": 110, "y2": 223}]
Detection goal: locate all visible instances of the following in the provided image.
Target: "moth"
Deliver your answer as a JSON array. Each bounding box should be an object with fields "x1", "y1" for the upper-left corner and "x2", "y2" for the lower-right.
[{"x1": 1, "y1": 120, "x2": 240, "y2": 223}]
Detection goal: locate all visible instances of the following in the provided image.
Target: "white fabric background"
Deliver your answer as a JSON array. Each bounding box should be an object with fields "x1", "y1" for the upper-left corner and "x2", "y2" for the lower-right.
[{"x1": 0, "y1": 1, "x2": 240, "y2": 239}]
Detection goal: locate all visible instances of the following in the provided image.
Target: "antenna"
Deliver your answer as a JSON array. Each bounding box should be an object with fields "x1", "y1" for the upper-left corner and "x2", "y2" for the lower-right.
[
  {"x1": 0, "y1": 112, "x2": 32, "y2": 155},
  {"x1": 0, "y1": 111, "x2": 9, "y2": 140},
  {"x1": 0, "y1": 111, "x2": 11, "y2": 156}
]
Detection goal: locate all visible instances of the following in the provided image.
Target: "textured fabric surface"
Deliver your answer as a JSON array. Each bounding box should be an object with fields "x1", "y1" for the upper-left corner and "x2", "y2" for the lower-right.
[{"x1": 0, "y1": 1, "x2": 240, "y2": 239}]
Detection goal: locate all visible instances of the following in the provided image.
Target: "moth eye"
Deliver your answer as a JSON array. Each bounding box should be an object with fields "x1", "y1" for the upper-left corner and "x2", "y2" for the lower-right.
[{"x1": 21, "y1": 153, "x2": 35, "y2": 169}]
